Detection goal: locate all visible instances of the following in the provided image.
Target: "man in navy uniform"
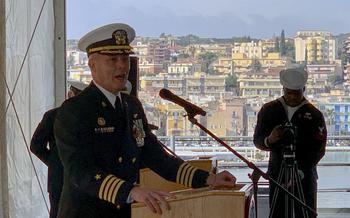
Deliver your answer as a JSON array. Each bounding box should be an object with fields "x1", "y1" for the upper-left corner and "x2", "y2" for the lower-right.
[
  {"x1": 30, "y1": 80, "x2": 87, "y2": 218},
  {"x1": 253, "y1": 68, "x2": 327, "y2": 218},
  {"x1": 54, "y1": 23, "x2": 237, "y2": 218}
]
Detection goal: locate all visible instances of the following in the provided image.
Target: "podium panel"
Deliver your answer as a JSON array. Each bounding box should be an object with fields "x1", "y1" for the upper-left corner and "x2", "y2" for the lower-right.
[
  {"x1": 139, "y1": 159, "x2": 215, "y2": 192},
  {"x1": 132, "y1": 184, "x2": 254, "y2": 218}
]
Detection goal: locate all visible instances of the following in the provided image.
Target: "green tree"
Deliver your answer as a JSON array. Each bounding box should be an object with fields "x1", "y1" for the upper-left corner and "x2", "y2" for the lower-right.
[
  {"x1": 275, "y1": 37, "x2": 280, "y2": 53},
  {"x1": 233, "y1": 36, "x2": 253, "y2": 43},
  {"x1": 177, "y1": 34, "x2": 201, "y2": 46},
  {"x1": 284, "y1": 39, "x2": 295, "y2": 60},
  {"x1": 280, "y1": 30, "x2": 286, "y2": 56},
  {"x1": 327, "y1": 74, "x2": 344, "y2": 86},
  {"x1": 225, "y1": 74, "x2": 237, "y2": 90},
  {"x1": 325, "y1": 109, "x2": 335, "y2": 135},
  {"x1": 177, "y1": 53, "x2": 190, "y2": 59},
  {"x1": 199, "y1": 52, "x2": 217, "y2": 74},
  {"x1": 340, "y1": 52, "x2": 348, "y2": 67}
]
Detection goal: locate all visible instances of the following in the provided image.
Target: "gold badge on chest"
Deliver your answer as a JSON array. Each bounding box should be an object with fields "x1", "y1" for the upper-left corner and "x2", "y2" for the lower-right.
[{"x1": 97, "y1": 117, "x2": 106, "y2": 126}]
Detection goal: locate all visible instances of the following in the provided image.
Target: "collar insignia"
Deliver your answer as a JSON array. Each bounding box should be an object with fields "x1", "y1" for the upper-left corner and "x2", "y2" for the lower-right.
[
  {"x1": 94, "y1": 174, "x2": 102, "y2": 181},
  {"x1": 303, "y1": 112, "x2": 312, "y2": 120}
]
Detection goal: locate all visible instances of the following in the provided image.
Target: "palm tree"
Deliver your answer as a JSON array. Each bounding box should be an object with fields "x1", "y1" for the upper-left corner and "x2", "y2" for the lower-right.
[{"x1": 325, "y1": 108, "x2": 335, "y2": 136}]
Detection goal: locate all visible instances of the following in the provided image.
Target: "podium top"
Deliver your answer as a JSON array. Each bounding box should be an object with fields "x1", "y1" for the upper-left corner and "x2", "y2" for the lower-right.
[{"x1": 132, "y1": 183, "x2": 252, "y2": 209}]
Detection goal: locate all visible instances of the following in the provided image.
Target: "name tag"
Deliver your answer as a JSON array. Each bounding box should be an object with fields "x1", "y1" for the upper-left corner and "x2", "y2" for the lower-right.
[{"x1": 94, "y1": 127, "x2": 115, "y2": 133}]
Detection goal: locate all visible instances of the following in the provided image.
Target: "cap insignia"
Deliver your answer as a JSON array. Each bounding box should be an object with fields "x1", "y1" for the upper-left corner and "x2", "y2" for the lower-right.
[{"x1": 113, "y1": 30, "x2": 128, "y2": 46}]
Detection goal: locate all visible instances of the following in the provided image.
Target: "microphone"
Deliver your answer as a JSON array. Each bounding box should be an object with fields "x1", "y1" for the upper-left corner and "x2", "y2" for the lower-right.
[{"x1": 159, "y1": 89, "x2": 206, "y2": 116}]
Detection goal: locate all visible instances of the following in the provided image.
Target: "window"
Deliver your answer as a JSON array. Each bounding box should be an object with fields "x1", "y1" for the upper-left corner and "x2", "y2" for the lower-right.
[
  {"x1": 67, "y1": 2, "x2": 350, "y2": 216},
  {"x1": 335, "y1": 105, "x2": 340, "y2": 112}
]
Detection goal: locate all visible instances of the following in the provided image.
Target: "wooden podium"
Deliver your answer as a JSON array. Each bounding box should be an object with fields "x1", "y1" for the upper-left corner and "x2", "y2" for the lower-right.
[
  {"x1": 132, "y1": 184, "x2": 255, "y2": 218},
  {"x1": 139, "y1": 159, "x2": 216, "y2": 192}
]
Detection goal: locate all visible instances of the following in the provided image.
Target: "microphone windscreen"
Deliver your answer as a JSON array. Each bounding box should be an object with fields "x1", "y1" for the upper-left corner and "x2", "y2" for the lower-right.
[{"x1": 159, "y1": 89, "x2": 172, "y2": 99}]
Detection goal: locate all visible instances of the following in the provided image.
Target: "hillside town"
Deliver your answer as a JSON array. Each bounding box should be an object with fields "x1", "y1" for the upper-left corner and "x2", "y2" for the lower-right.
[{"x1": 66, "y1": 30, "x2": 350, "y2": 139}]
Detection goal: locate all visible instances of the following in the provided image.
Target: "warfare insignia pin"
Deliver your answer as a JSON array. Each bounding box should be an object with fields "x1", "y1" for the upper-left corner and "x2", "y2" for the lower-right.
[
  {"x1": 102, "y1": 101, "x2": 107, "y2": 107},
  {"x1": 133, "y1": 119, "x2": 145, "y2": 147},
  {"x1": 97, "y1": 117, "x2": 106, "y2": 126}
]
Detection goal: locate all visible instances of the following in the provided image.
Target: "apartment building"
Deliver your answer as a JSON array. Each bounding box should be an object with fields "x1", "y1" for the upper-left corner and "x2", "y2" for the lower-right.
[
  {"x1": 346, "y1": 36, "x2": 350, "y2": 61},
  {"x1": 140, "y1": 73, "x2": 226, "y2": 98},
  {"x1": 212, "y1": 57, "x2": 232, "y2": 75},
  {"x1": 186, "y1": 44, "x2": 230, "y2": 58},
  {"x1": 237, "y1": 75, "x2": 282, "y2": 97},
  {"x1": 132, "y1": 38, "x2": 171, "y2": 74},
  {"x1": 66, "y1": 50, "x2": 88, "y2": 66},
  {"x1": 232, "y1": 40, "x2": 276, "y2": 58},
  {"x1": 167, "y1": 61, "x2": 201, "y2": 74},
  {"x1": 231, "y1": 40, "x2": 285, "y2": 72},
  {"x1": 316, "y1": 96, "x2": 350, "y2": 136},
  {"x1": 295, "y1": 30, "x2": 337, "y2": 64},
  {"x1": 232, "y1": 41, "x2": 263, "y2": 59},
  {"x1": 306, "y1": 63, "x2": 342, "y2": 94}
]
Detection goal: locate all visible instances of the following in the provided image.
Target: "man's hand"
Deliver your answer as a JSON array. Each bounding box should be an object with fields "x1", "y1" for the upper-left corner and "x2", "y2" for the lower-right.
[
  {"x1": 206, "y1": 170, "x2": 236, "y2": 189},
  {"x1": 267, "y1": 124, "x2": 284, "y2": 144},
  {"x1": 130, "y1": 187, "x2": 174, "y2": 215}
]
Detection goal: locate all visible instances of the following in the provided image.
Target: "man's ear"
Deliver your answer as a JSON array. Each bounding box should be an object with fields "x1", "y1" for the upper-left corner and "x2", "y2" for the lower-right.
[
  {"x1": 88, "y1": 59, "x2": 94, "y2": 70},
  {"x1": 88, "y1": 58, "x2": 94, "y2": 70}
]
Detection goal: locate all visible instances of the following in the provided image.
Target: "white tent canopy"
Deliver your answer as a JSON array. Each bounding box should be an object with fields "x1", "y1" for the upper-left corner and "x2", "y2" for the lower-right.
[{"x1": 1, "y1": 0, "x2": 66, "y2": 217}]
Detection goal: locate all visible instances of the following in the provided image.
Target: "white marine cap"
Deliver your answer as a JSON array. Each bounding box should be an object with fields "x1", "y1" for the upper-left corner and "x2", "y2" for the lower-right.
[
  {"x1": 78, "y1": 23, "x2": 135, "y2": 56},
  {"x1": 279, "y1": 68, "x2": 308, "y2": 90},
  {"x1": 67, "y1": 79, "x2": 88, "y2": 91}
]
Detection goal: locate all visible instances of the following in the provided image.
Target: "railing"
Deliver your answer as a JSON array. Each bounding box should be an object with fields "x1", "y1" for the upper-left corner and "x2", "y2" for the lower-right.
[{"x1": 157, "y1": 135, "x2": 350, "y2": 164}]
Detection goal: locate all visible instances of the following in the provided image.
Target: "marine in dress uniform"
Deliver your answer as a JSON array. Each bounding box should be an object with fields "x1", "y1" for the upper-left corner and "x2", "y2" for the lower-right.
[
  {"x1": 30, "y1": 80, "x2": 87, "y2": 218},
  {"x1": 253, "y1": 68, "x2": 327, "y2": 218},
  {"x1": 54, "y1": 23, "x2": 236, "y2": 218}
]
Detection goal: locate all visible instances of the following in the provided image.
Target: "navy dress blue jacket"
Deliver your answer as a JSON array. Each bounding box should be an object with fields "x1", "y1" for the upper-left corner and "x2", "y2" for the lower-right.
[{"x1": 54, "y1": 82, "x2": 209, "y2": 218}]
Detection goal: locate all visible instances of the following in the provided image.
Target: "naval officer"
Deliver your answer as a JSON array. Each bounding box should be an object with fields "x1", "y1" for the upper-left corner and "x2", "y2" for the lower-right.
[{"x1": 54, "y1": 23, "x2": 237, "y2": 218}]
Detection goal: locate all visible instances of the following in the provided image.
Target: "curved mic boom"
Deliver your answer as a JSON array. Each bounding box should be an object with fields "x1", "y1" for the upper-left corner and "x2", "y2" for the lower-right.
[{"x1": 159, "y1": 89, "x2": 206, "y2": 116}]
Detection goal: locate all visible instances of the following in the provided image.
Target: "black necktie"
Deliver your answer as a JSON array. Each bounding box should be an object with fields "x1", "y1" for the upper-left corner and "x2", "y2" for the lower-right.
[
  {"x1": 114, "y1": 96, "x2": 124, "y2": 116},
  {"x1": 115, "y1": 96, "x2": 127, "y2": 129}
]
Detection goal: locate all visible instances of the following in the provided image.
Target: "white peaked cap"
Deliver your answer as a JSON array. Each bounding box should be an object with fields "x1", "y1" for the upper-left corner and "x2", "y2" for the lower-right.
[{"x1": 280, "y1": 68, "x2": 308, "y2": 90}]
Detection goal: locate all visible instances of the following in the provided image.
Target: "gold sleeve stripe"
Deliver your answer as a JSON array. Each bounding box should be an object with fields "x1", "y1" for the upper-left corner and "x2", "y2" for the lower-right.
[
  {"x1": 181, "y1": 164, "x2": 192, "y2": 186},
  {"x1": 188, "y1": 167, "x2": 197, "y2": 187},
  {"x1": 180, "y1": 164, "x2": 192, "y2": 185},
  {"x1": 98, "y1": 175, "x2": 114, "y2": 199},
  {"x1": 107, "y1": 179, "x2": 120, "y2": 202},
  {"x1": 176, "y1": 163, "x2": 187, "y2": 184},
  {"x1": 111, "y1": 180, "x2": 125, "y2": 204},
  {"x1": 103, "y1": 177, "x2": 118, "y2": 201},
  {"x1": 183, "y1": 165, "x2": 196, "y2": 186}
]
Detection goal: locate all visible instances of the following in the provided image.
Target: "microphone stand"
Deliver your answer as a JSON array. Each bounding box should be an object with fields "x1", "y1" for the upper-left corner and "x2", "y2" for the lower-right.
[{"x1": 185, "y1": 113, "x2": 317, "y2": 217}]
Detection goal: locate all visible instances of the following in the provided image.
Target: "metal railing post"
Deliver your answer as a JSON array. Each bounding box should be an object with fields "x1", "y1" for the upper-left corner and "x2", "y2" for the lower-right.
[{"x1": 170, "y1": 135, "x2": 176, "y2": 153}]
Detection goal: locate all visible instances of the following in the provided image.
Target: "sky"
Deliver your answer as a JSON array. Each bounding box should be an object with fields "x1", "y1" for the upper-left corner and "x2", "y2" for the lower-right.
[{"x1": 67, "y1": 0, "x2": 350, "y2": 39}]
